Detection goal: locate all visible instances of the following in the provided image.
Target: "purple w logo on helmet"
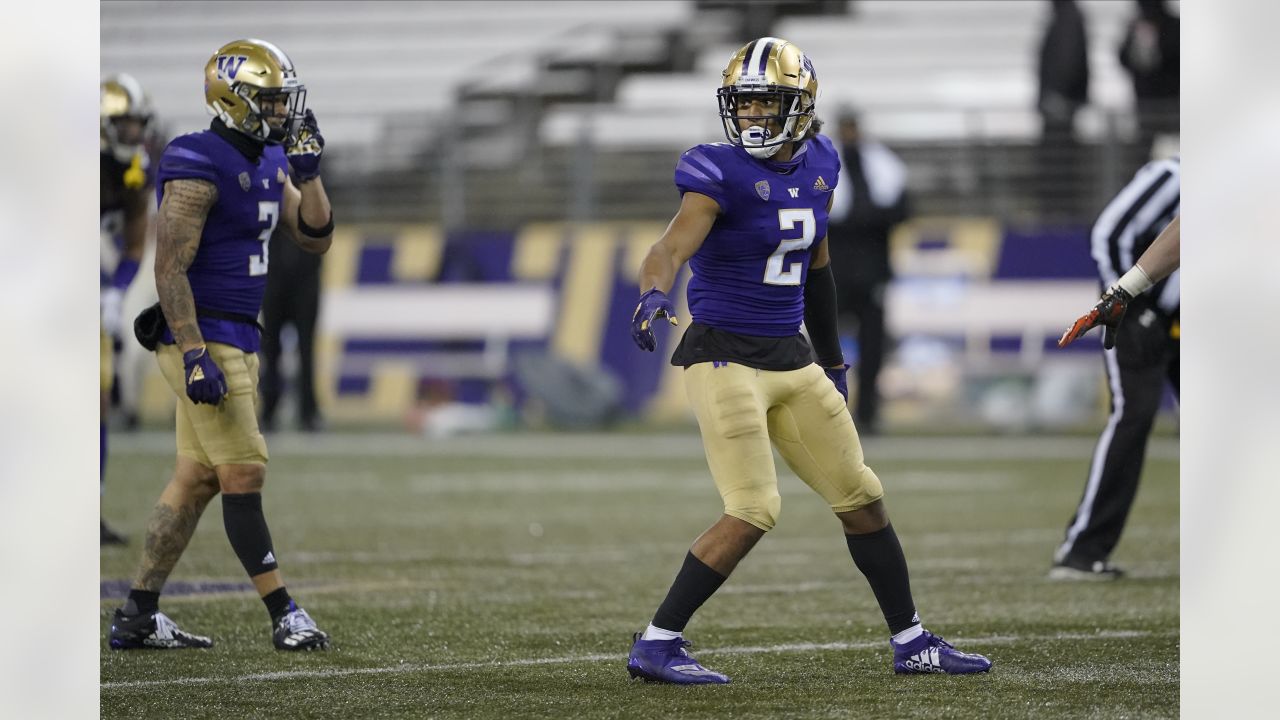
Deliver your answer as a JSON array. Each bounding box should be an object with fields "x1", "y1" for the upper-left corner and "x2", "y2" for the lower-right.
[{"x1": 216, "y1": 55, "x2": 247, "y2": 81}]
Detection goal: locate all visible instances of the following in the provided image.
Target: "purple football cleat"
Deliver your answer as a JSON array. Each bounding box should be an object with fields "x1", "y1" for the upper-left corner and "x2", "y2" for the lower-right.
[
  {"x1": 892, "y1": 630, "x2": 992, "y2": 675},
  {"x1": 627, "y1": 633, "x2": 730, "y2": 684}
]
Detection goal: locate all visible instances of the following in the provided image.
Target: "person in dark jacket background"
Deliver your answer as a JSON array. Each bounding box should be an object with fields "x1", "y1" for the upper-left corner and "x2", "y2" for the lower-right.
[
  {"x1": 1120, "y1": 0, "x2": 1179, "y2": 153},
  {"x1": 827, "y1": 111, "x2": 909, "y2": 435},
  {"x1": 1035, "y1": 0, "x2": 1090, "y2": 218}
]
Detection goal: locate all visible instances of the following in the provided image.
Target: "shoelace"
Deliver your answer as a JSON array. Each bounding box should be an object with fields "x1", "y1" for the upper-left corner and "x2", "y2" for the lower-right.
[
  {"x1": 923, "y1": 633, "x2": 955, "y2": 650},
  {"x1": 283, "y1": 608, "x2": 318, "y2": 634},
  {"x1": 152, "y1": 613, "x2": 178, "y2": 639}
]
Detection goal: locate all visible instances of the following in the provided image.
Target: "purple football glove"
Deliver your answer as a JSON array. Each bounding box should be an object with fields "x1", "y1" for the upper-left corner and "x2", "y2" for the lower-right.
[
  {"x1": 631, "y1": 288, "x2": 678, "y2": 352},
  {"x1": 825, "y1": 364, "x2": 849, "y2": 402},
  {"x1": 183, "y1": 345, "x2": 228, "y2": 405},
  {"x1": 286, "y1": 109, "x2": 324, "y2": 182}
]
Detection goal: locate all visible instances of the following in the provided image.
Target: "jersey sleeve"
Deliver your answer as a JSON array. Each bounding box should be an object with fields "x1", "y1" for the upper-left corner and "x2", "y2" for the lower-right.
[
  {"x1": 674, "y1": 145, "x2": 731, "y2": 212},
  {"x1": 156, "y1": 136, "x2": 219, "y2": 186},
  {"x1": 816, "y1": 134, "x2": 841, "y2": 190}
]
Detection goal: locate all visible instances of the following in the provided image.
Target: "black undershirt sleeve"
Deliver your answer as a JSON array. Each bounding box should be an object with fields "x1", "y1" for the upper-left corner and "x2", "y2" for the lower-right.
[{"x1": 804, "y1": 263, "x2": 845, "y2": 367}]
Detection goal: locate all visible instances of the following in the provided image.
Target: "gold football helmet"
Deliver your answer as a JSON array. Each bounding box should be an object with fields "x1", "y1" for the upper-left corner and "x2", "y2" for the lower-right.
[
  {"x1": 100, "y1": 73, "x2": 153, "y2": 164},
  {"x1": 717, "y1": 37, "x2": 819, "y2": 159},
  {"x1": 204, "y1": 38, "x2": 306, "y2": 144}
]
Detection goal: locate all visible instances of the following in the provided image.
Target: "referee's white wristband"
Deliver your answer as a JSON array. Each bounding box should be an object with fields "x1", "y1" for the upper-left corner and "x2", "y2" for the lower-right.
[{"x1": 1115, "y1": 265, "x2": 1153, "y2": 297}]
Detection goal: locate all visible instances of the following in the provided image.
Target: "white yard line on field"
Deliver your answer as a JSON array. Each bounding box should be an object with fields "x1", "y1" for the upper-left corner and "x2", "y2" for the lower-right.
[
  {"x1": 112, "y1": 431, "x2": 1179, "y2": 463},
  {"x1": 101, "y1": 629, "x2": 1167, "y2": 690}
]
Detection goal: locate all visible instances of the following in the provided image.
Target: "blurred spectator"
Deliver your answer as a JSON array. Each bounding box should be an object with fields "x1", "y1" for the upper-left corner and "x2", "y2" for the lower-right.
[
  {"x1": 1120, "y1": 0, "x2": 1179, "y2": 152},
  {"x1": 259, "y1": 224, "x2": 324, "y2": 432},
  {"x1": 1036, "y1": 0, "x2": 1090, "y2": 217},
  {"x1": 828, "y1": 111, "x2": 910, "y2": 434}
]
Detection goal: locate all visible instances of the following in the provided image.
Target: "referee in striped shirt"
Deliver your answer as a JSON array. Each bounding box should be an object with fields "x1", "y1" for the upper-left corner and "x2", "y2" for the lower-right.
[{"x1": 1051, "y1": 155, "x2": 1180, "y2": 580}]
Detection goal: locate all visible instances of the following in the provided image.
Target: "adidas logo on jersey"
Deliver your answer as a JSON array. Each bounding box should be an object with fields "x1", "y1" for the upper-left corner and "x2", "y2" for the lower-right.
[
  {"x1": 262, "y1": 551, "x2": 276, "y2": 564},
  {"x1": 813, "y1": 176, "x2": 830, "y2": 192}
]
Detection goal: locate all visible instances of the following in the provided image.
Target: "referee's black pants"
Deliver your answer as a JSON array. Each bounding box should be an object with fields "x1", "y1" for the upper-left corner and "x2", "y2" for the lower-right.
[
  {"x1": 1057, "y1": 299, "x2": 1179, "y2": 565},
  {"x1": 838, "y1": 279, "x2": 888, "y2": 432}
]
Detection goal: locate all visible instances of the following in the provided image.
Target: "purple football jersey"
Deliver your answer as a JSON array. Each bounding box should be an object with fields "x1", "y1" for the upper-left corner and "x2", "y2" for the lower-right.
[
  {"x1": 155, "y1": 130, "x2": 290, "y2": 352},
  {"x1": 674, "y1": 135, "x2": 840, "y2": 336}
]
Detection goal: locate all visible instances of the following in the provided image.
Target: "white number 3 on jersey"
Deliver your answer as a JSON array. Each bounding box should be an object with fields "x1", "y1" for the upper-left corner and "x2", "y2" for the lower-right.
[
  {"x1": 763, "y1": 208, "x2": 816, "y2": 285},
  {"x1": 249, "y1": 200, "x2": 279, "y2": 276}
]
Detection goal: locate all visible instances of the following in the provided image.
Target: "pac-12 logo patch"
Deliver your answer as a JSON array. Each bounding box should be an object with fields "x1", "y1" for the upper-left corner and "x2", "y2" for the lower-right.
[
  {"x1": 238, "y1": 172, "x2": 251, "y2": 191},
  {"x1": 755, "y1": 180, "x2": 771, "y2": 201}
]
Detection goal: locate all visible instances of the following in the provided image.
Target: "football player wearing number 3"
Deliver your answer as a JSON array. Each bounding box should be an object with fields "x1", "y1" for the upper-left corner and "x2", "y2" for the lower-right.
[
  {"x1": 626, "y1": 38, "x2": 990, "y2": 683},
  {"x1": 109, "y1": 39, "x2": 333, "y2": 651}
]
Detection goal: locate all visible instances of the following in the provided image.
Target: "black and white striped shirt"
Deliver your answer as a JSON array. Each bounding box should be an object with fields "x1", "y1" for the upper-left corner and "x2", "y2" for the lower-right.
[{"x1": 1090, "y1": 157, "x2": 1180, "y2": 313}]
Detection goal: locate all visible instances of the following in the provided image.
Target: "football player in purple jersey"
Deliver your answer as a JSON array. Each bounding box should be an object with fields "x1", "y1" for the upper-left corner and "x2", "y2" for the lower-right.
[
  {"x1": 625, "y1": 38, "x2": 992, "y2": 683},
  {"x1": 100, "y1": 74, "x2": 155, "y2": 545},
  {"x1": 109, "y1": 39, "x2": 333, "y2": 651}
]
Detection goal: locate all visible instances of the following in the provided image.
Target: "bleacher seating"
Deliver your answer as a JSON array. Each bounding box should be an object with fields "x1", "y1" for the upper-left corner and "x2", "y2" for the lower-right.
[
  {"x1": 101, "y1": 0, "x2": 694, "y2": 153},
  {"x1": 540, "y1": 0, "x2": 1148, "y2": 147}
]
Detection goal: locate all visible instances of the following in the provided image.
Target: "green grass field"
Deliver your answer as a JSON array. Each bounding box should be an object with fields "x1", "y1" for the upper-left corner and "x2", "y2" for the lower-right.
[{"x1": 100, "y1": 431, "x2": 1178, "y2": 719}]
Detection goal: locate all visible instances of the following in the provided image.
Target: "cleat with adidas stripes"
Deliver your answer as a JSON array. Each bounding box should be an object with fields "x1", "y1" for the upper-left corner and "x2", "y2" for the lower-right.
[
  {"x1": 273, "y1": 601, "x2": 330, "y2": 651},
  {"x1": 109, "y1": 609, "x2": 213, "y2": 650},
  {"x1": 626, "y1": 633, "x2": 730, "y2": 684},
  {"x1": 892, "y1": 630, "x2": 991, "y2": 675}
]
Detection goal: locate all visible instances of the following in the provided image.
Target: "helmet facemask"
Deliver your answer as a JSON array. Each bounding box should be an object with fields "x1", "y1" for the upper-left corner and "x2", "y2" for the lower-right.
[
  {"x1": 238, "y1": 84, "x2": 307, "y2": 145},
  {"x1": 717, "y1": 86, "x2": 813, "y2": 159}
]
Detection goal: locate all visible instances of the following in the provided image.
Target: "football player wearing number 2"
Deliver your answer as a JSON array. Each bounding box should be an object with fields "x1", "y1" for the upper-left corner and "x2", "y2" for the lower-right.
[
  {"x1": 626, "y1": 38, "x2": 991, "y2": 683},
  {"x1": 109, "y1": 39, "x2": 333, "y2": 651}
]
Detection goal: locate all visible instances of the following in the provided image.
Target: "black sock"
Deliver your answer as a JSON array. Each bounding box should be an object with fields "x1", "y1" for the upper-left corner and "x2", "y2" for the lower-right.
[
  {"x1": 651, "y1": 552, "x2": 728, "y2": 633},
  {"x1": 263, "y1": 587, "x2": 293, "y2": 623},
  {"x1": 222, "y1": 492, "x2": 280, "y2": 577},
  {"x1": 125, "y1": 589, "x2": 160, "y2": 616},
  {"x1": 845, "y1": 523, "x2": 919, "y2": 635}
]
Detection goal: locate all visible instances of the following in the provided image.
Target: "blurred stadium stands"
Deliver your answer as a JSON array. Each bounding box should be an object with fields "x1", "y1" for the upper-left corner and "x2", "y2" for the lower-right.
[{"x1": 101, "y1": 0, "x2": 1177, "y2": 432}]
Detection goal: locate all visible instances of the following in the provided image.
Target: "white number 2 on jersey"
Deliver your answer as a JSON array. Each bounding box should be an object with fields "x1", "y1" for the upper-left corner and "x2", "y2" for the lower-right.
[
  {"x1": 249, "y1": 200, "x2": 279, "y2": 276},
  {"x1": 763, "y1": 208, "x2": 816, "y2": 285}
]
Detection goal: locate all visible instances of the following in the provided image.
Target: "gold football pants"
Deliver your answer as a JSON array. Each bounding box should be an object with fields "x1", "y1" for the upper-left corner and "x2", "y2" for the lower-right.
[
  {"x1": 683, "y1": 362, "x2": 884, "y2": 531},
  {"x1": 156, "y1": 342, "x2": 268, "y2": 467}
]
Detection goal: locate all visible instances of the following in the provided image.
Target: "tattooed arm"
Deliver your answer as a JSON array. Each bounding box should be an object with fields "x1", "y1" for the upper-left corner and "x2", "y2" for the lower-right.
[{"x1": 154, "y1": 179, "x2": 217, "y2": 352}]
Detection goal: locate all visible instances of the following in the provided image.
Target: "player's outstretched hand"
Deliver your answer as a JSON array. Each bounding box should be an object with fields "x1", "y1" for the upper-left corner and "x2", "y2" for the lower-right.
[
  {"x1": 824, "y1": 364, "x2": 850, "y2": 402},
  {"x1": 630, "y1": 288, "x2": 678, "y2": 352},
  {"x1": 1058, "y1": 284, "x2": 1133, "y2": 350},
  {"x1": 287, "y1": 109, "x2": 324, "y2": 182},
  {"x1": 182, "y1": 345, "x2": 228, "y2": 405}
]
